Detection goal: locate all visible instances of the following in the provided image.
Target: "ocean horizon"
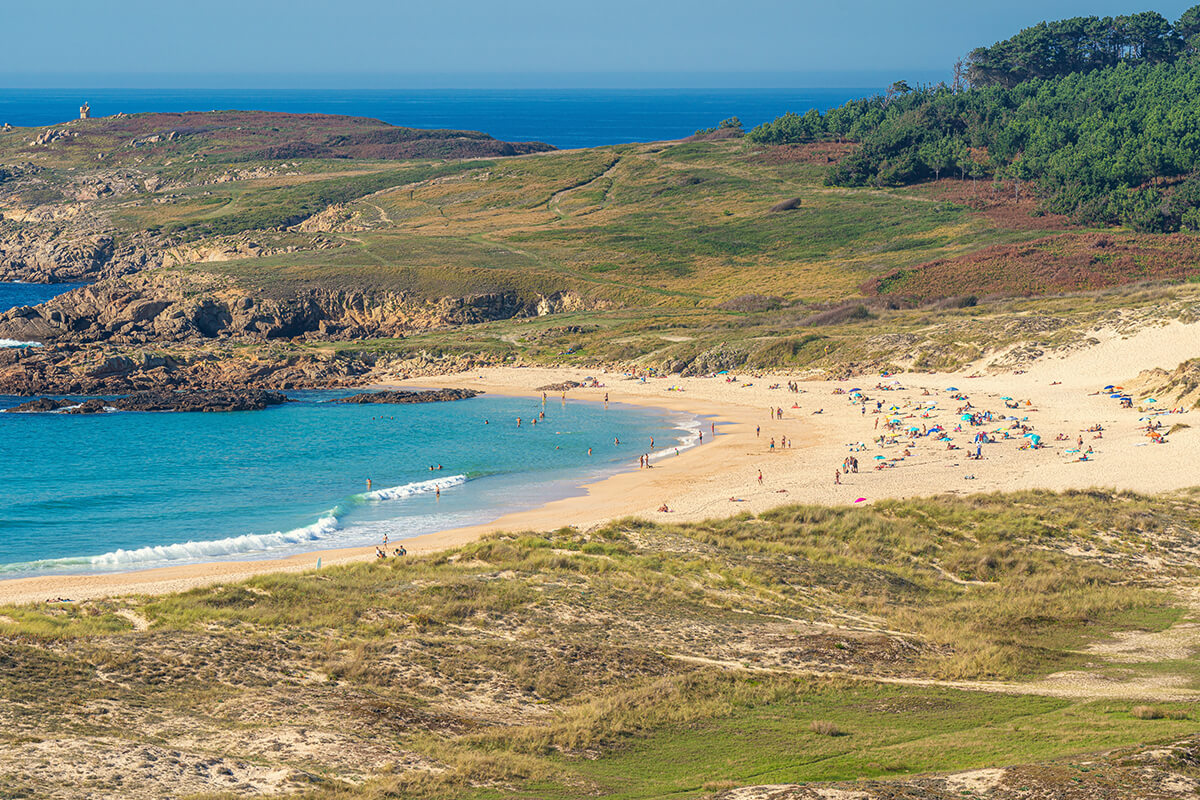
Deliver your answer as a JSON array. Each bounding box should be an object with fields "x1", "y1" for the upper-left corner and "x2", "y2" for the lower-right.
[{"x1": 0, "y1": 87, "x2": 877, "y2": 149}]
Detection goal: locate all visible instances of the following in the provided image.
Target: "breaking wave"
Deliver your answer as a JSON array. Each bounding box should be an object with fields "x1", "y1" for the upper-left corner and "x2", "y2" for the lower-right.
[{"x1": 0, "y1": 475, "x2": 466, "y2": 575}]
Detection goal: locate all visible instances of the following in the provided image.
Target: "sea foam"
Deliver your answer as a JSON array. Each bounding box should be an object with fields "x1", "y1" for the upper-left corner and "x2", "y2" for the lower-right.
[{"x1": 2, "y1": 475, "x2": 466, "y2": 574}]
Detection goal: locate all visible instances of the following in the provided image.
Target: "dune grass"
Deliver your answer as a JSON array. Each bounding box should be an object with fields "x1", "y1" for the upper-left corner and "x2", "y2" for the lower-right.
[{"x1": 2, "y1": 491, "x2": 1198, "y2": 798}]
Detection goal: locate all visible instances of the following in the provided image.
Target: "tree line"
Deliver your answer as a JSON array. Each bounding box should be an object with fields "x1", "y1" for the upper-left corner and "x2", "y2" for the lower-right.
[
  {"x1": 744, "y1": 6, "x2": 1200, "y2": 232},
  {"x1": 967, "y1": 8, "x2": 1200, "y2": 88}
]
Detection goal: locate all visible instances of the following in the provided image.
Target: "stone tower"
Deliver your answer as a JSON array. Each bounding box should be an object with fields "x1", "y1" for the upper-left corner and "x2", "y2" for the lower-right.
[{"x1": 79, "y1": 102, "x2": 90, "y2": 120}]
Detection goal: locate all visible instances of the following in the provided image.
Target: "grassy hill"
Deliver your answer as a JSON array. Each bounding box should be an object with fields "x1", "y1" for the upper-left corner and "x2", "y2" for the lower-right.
[{"x1": 3, "y1": 490, "x2": 1200, "y2": 799}]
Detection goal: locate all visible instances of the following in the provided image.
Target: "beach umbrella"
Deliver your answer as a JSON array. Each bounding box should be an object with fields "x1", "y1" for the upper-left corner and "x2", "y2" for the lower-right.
[
  {"x1": 960, "y1": 414, "x2": 972, "y2": 421},
  {"x1": 874, "y1": 455, "x2": 885, "y2": 460},
  {"x1": 1146, "y1": 398, "x2": 1157, "y2": 403},
  {"x1": 1103, "y1": 385, "x2": 1114, "y2": 390},
  {"x1": 855, "y1": 497, "x2": 867, "y2": 503},
  {"x1": 1030, "y1": 435, "x2": 1041, "y2": 444},
  {"x1": 946, "y1": 387, "x2": 959, "y2": 391}
]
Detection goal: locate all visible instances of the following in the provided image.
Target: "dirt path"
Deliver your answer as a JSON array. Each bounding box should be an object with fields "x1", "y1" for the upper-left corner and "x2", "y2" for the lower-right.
[{"x1": 547, "y1": 155, "x2": 622, "y2": 219}]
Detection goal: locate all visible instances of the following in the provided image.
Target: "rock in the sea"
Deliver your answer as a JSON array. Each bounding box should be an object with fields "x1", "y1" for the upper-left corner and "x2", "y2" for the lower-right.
[
  {"x1": 111, "y1": 389, "x2": 290, "y2": 412},
  {"x1": 60, "y1": 398, "x2": 110, "y2": 414},
  {"x1": 332, "y1": 388, "x2": 479, "y2": 404},
  {"x1": 5, "y1": 397, "x2": 74, "y2": 413},
  {"x1": 4, "y1": 389, "x2": 290, "y2": 413}
]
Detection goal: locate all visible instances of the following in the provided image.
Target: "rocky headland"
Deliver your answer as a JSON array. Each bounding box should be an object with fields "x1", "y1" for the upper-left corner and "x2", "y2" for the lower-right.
[
  {"x1": 4, "y1": 389, "x2": 289, "y2": 413},
  {"x1": 330, "y1": 388, "x2": 480, "y2": 404}
]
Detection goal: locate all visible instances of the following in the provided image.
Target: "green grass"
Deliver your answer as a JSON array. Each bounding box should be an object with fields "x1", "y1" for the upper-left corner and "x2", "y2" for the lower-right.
[{"x1": 2, "y1": 492, "x2": 1197, "y2": 798}]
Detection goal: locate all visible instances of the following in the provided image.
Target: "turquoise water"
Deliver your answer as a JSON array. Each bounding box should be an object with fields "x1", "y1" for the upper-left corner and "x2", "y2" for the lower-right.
[{"x1": 0, "y1": 390, "x2": 699, "y2": 576}]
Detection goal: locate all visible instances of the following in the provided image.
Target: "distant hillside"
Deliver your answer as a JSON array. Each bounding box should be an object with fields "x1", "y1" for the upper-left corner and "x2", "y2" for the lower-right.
[
  {"x1": 3, "y1": 110, "x2": 555, "y2": 164},
  {"x1": 747, "y1": 5, "x2": 1200, "y2": 233}
]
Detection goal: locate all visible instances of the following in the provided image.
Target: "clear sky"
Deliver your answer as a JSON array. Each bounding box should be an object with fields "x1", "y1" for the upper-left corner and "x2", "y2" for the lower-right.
[{"x1": 5, "y1": 0, "x2": 1198, "y2": 88}]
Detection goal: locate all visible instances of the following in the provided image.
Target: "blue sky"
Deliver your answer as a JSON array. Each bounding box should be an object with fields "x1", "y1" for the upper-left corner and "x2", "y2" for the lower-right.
[{"x1": 5, "y1": 0, "x2": 1197, "y2": 87}]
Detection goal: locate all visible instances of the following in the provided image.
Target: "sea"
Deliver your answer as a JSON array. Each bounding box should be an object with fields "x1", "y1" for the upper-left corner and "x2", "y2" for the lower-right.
[
  {"x1": 0, "y1": 88, "x2": 866, "y2": 576},
  {"x1": 0, "y1": 88, "x2": 873, "y2": 149},
  {"x1": 0, "y1": 390, "x2": 701, "y2": 576}
]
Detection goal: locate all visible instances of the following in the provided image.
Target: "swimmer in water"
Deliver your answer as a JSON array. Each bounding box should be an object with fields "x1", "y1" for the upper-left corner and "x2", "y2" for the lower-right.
[
  {"x1": 366, "y1": 478, "x2": 372, "y2": 490},
  {"x1": 435, "y1": 485, "x2": 440, "y2": 499},
  {"x1": 614, "y1": 437, "x2": 620, "y2": 446}
]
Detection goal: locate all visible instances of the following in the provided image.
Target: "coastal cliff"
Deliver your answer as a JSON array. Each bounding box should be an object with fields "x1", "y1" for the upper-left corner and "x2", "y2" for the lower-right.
[{"x1": 0, "y1": 273, "x2": 585, "y2": 345}]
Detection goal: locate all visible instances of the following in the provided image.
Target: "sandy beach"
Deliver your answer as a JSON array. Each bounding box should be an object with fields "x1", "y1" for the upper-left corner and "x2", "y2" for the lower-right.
[{"x1": 1, "y1": 319, "x2": 1197, "y2": 606}]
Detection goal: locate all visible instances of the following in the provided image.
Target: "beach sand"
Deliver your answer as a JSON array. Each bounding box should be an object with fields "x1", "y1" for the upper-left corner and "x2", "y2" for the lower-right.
[{"x1": 2, "y1": 319, "x2": 1197, "y2": 605}]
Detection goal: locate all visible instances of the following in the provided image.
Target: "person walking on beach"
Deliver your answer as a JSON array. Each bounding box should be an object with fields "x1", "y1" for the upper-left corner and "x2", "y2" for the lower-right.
[
  {"x1": 435, "y1": 485, "x2": 441, "y2": 499},
  {"x1": 756, "y1": 425, "x2": 760, "y2": 438},
  {"x1": 834, "y1": 470, "x2": 841, "y2": 485},
  {"x1": 757, "y1": 469, "x2": 763, "y2": 485}
]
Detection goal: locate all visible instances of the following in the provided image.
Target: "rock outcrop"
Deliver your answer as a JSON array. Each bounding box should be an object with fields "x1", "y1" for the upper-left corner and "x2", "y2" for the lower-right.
[
  {"x1": 0, "y1": 338, "x2": 506, "y2": 395},
  {"x1": 0, "y1": 273, "x2": 586, "y2": 346},
  {"x1": 331, "y1": 388, "x2": 480, "y2": 404},
  {"x1": 0, "y1": 228, "x2": 157, "y2": 283},
  {"x1": 6, "y1": 389, "x2": 289, "y2": 414}
]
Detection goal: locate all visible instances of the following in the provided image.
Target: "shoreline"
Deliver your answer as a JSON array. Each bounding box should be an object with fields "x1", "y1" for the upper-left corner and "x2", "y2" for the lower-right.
[
  {"x1": 0, "y1": 385, "x2": 744, "y2": 605},
  {"x1": 2, "y1": 319, "x2": 1199, "y2": 605}
]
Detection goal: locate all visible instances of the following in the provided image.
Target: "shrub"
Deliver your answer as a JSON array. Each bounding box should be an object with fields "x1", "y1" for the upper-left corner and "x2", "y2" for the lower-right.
[
  {"x1": 1131, "y1": 705, "x2": 1189, "y2": 720},
  {"x1": 810, "y1": 720, "x2": 846, "y2": 736}
]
